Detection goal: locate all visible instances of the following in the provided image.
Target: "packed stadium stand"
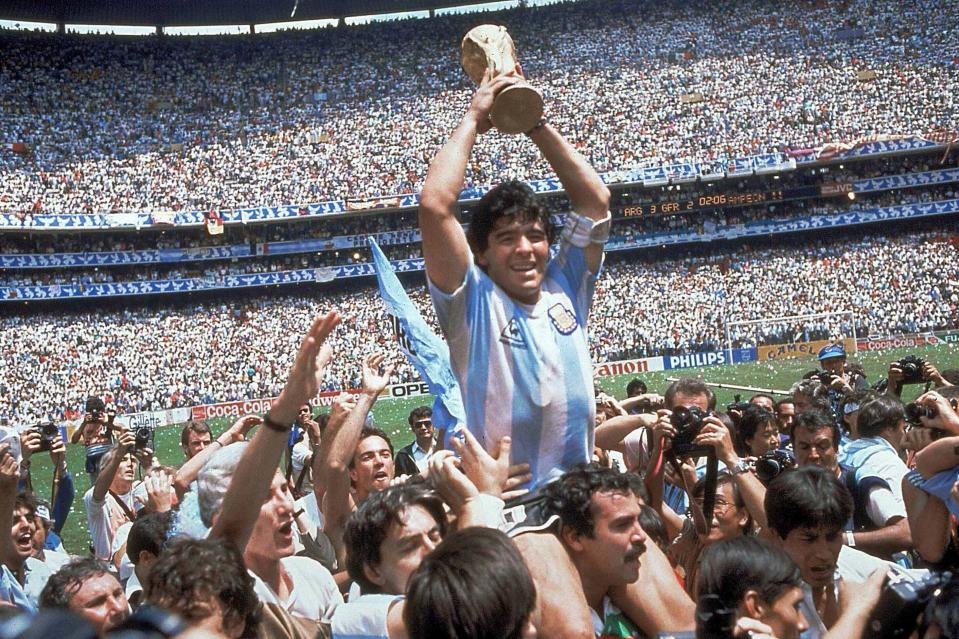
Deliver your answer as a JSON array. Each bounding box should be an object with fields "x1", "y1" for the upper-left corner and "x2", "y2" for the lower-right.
[{"x1": 1, "y1": 0, "x2": 958, "y2": 423}]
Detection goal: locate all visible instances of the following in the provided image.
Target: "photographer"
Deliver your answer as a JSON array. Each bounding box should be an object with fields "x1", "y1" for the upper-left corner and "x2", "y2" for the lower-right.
[
  {"x1": 70, "y1": 397, "x2": 114, "y2": 483},
  {"x1": 82, "y1": 428, "x2": 151, "y2": 560},
  {"x1": 17, "y1": 425, "x2": 74, "y2": 540},
  {"x1": 816, "y1": 345, "x2": 868, "y2": 430},
  {"x1": 886, "y1": 356, "x2": 949, "y2": 398},
  {"x1": 903, "y1": 389, "x2": 959, "y2": 565}
]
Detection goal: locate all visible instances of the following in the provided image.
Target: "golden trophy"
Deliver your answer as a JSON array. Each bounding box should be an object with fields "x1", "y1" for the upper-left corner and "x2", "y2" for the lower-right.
[{"x1": 461, "y1": 25, "x2": 544, "y2": 134}]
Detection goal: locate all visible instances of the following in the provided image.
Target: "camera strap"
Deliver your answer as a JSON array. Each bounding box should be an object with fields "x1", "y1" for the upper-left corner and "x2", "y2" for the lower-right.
[
  {"x1": 108, "y1": 489, "x2": 137, "y2": 524},
  {"x1": 667, "y1": 450, "x2": 719, "y2": 538}
]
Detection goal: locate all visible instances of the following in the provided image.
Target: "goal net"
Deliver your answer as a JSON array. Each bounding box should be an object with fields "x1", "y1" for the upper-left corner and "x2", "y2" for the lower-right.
[{"x1": 724, "y1": 310, "x2": 859, "y2": 359}]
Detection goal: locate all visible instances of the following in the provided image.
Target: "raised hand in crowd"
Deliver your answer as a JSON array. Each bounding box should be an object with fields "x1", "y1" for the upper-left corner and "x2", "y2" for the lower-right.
[{"x1": 210, "y1": 310, "x2": 339, "y2": 548}]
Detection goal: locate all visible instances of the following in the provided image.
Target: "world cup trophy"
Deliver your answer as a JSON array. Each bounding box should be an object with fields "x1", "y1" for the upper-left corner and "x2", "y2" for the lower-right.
[{"x1": 460, "y1": 25, "x2": 544, "y2": 135}]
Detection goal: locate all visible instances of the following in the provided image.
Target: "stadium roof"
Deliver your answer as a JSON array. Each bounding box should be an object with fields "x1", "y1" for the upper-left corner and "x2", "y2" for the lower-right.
[{"x1": 0, "y1": 0, "x2": 512, "y2": 27}]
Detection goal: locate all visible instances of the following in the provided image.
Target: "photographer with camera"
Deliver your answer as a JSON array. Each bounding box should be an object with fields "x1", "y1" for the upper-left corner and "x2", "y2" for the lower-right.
[
  {"x1": 82, "y1": 427, "x2": 152, "y2": 561},
  {"x1": 70, "y1": 397, "x2": 115, "y2": 484},
  {"x1": 17, "y1": 423, "x2": 74, "y2": 542},
  {"x1": 816, "y1": 345, "x2": 868, "y2": 431},
  {"x1": 885, "y1": 355, "x2": 949, "y2": 398},
  {"x1": 902, "y1": 389, "x2": 959, "y2": 565}
]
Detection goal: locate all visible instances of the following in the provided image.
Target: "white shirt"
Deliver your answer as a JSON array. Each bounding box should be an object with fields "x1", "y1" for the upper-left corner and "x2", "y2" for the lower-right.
[
  {"x1": 83, "y1": 485, "x2": 137, "y2": 560},
  {"x1": 251, "y1": 555, "x2": 342, "y2": 622},
  {"x1": 409, "y1": 441, "x2": 434, "y2": 472}
]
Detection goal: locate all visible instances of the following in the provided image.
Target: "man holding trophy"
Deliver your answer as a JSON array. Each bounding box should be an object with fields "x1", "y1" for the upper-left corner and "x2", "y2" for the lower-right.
[{"x1": 419, "y1": 25, "x2": 694, "y2": 638}]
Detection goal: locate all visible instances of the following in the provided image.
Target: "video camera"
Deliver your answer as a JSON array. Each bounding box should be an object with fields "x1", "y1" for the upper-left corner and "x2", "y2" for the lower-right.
[{"x1": 865, "y1": 570, "x2": 953, "y2": 639}]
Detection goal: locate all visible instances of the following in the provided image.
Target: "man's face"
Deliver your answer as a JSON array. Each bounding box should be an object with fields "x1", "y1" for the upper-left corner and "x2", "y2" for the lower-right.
[
  {"x1": 112, "y1": 453, "x2": 139, "y2": 491},
  {"x1": 750, "y1": 396, "x2": 775, "y2": 413},
  {"x1": 246, "y1": 472, "x2": 296, "y2": 562},
  {"x1": 367, "y1": 505, "x2": 442, "y2": 595},
  {"x1": 69, "y1": 571, "x2": 129, "y2": 634},
  {"x1": 350, "y1": 436, "x2": 395, "y2": 497},
  {"x1": 297, "y1": 405, "x2": 312, "y2": 425},
  {"x1": 477, "y1": 217, "x2": 550, "y2": 305},
  {"x1": 776, "y1": 525, "x2": 842, "y2": 589},
  {"x1": 670, "y1": 391, "x2": 710, "y2": 411},
  {"x1": 791, "y1": 391, "x2": 812, "y2": 413},
  {"x1": 821, "y1": 357, "x2": 845, "y2": 375},
  {"x1": 793, "y1": 426, "x2": 838, "y2": 473},
  {"x1": 760, "y1": 586, "x2": 809, "y2": 639},
  {"x1": 746, "y1": 420, "x2": 780, "y2": 457},
  {"x1": 410, "y1": 416, "x2": 434, "y2": 445},
  {"x1": 11, "y1": 506, "x2": 36, "y2": 561},
  {"x1": 777, "y1": 402, "x2": 796, "y2": 434},
  {"x1": 569, "y1": 491, "x2": 647, "y2": 588},
  {"x1": 183, "y1": 430, "x2": 213, "y2": 459}
]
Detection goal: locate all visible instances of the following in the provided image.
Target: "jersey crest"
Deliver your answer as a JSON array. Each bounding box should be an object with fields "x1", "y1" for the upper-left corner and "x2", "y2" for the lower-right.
[{"x1": 548, "y1": 303, "x2": 578, "y2": 335}]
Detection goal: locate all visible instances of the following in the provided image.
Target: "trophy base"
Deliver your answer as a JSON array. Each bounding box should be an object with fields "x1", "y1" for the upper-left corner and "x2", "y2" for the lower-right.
[{"x1": 490, "y1": 85, "x2": 544, "y2": 135}]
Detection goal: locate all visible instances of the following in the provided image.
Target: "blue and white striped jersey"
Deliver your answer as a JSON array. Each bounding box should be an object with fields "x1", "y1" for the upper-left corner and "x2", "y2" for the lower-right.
[{"x1": 429, "y1": 239, "x2": 599, "y2": 490}]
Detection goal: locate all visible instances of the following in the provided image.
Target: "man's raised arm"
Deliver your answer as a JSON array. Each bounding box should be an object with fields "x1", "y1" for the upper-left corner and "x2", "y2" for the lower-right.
[
  {"x1": 419, "y1": 71, "x2": 523, "y2": 293},
  {"x1": 527, "y1": 120, "x2": 610, "y2": 274}
]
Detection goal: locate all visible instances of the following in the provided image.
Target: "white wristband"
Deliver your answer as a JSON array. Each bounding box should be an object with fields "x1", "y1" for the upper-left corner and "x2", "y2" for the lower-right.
[
  {"x1": 845, "y1": 530, "x2": 856, "y2": 547},
  {"x1": 561, "y1": 211, "x2": 611, "y2": 248}
]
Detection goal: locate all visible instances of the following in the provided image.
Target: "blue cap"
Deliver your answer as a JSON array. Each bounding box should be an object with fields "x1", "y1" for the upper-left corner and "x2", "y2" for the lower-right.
[{"x1": 818, "y1": 344, "x2": 846, "y2": 361}]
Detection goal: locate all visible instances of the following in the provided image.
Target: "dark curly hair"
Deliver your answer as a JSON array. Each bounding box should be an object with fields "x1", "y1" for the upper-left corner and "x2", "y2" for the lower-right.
[
  {"x1": 39, "y1": 557, "x2": 115, "y2": 609},
  {"x1": 144, "y1": 538, "x2": 259, "y2": 638},
  {"x1": 344, "y1": 482, "x2": 448, "y2": 594},
  {"x1": 466, "y1": 180, "x2": 555, "y2": 256},
  {"x1": 543, "y1": 463, "x2": 641, "y2": 538}
]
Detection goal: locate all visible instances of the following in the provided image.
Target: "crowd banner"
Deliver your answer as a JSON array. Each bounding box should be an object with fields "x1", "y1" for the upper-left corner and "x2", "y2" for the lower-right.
[
  {"x1": 757, "y1": 337, "x2": 858, "y2": 361},
  {"x1": 856, "y1": 333, "x2": 941, "y2": 351},
  {"x1": 0, "y1": 137, "x2": 947, "y2": 232}
]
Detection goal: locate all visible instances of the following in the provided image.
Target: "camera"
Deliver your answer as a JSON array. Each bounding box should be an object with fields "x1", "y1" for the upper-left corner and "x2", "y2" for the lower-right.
[
  {"x1": 865, "y1": 570, "x2": 952, "y2": 639},
  {"x1": 817, "y1": 371, "x2": 837, "y2": 387},
  {"x1": 669, "y1": 406, "x2": 709, "y2": 457},
  {"x1": 133, "y1": 426, "x2": 154, "y2": 452},
  {"x1": 897, "y1": 355, "x2": 926, "y2": 385},
  {"x1": 34, "y1": 422, "x2": 60, "y2": 453},
  {"x1": 904, "y1": 402, "x2": 937, "y2": 425},
  {"x1": 753, "y1": 450, "x2": 796, "y2": 485},
  {"x1": 85, "y1": 396, "x2": 106, "y2": 422},
  {"x1": 725, "y1": 401, "x2": 752, "y2": 414}
]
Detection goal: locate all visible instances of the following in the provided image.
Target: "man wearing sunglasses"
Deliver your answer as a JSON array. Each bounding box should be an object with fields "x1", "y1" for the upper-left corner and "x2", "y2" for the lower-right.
[{"x1": 394, "y1": 407, "x2": 435, "y2": 478}]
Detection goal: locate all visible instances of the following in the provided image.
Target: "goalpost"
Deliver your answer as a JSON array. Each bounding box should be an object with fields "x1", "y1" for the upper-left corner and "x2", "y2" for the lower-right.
[{"x1": 724, "y1": 310, "x2": 859, "y2": 362}]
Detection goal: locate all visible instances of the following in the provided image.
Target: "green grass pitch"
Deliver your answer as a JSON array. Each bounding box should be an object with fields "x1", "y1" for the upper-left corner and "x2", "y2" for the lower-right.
[{"x1": 30, "y1": 342, "x2": 959, "y2": 554}]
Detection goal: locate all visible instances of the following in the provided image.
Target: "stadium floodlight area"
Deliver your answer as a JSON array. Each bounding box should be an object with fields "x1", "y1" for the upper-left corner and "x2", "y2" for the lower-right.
[{"x1": 724, "y1": 310, "x2": 859, "y2": 359}]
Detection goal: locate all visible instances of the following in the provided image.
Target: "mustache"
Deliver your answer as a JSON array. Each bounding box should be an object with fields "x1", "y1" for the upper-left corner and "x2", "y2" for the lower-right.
[{"x1": 624, "y1": 542, "x2": 647, "y2": 562}]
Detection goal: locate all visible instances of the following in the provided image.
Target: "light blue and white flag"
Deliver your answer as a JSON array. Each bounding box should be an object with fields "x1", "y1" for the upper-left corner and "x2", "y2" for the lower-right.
[{"x1": 368, "y1": 238, "x2": 465, "y2": 445}]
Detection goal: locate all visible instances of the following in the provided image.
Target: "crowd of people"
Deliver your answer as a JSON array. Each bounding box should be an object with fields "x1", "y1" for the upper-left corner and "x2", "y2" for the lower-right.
[
  {"x1": 2, "y1": 2, "x2": 959, "y2": 636},
  {"x1": 2, "y1": 223, "x2": 958, "y2": 425},
  {"x1": 3, "y1": 328, "x2": 959, "y2": 639},
  {"x1": 1, "y1": 0, "x2": 957, "y2": 215}
]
